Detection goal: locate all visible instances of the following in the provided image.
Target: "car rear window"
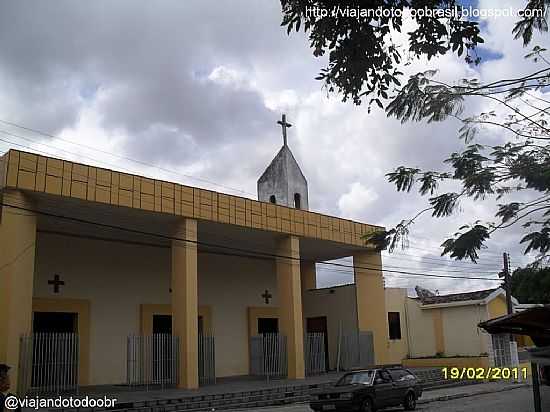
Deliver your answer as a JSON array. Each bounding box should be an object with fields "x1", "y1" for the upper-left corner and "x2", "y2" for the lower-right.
[{"x1": 337, "y1": 370, "x2": 375, "y2": 386}]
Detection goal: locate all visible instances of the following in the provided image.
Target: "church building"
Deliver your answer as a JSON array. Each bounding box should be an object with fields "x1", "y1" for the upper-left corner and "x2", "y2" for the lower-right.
[{"x1": 0, "y1": 115, "x2": 388, "y2": 392}]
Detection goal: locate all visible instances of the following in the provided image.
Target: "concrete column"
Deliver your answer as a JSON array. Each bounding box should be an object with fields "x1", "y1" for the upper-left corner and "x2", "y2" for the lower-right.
[
  {"x1": 0, "y1": 192, "x2": 36, "y2": 393},
  {"x1": 171, "y1": 218, "x2": 198, "y2": 389},
  {"x1": 276, "y1": 235, "x2": 305, "y2": 379},
  {"x1": 354, "y1": 251, "x2": 388, "y2": 365},
  {"x1": 300, "y1": 261, "x2": 316, "y2": 292}
]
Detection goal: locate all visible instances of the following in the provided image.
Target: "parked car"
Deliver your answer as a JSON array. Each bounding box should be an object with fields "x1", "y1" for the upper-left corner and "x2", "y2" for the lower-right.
[{"x1": 310, "y1": 367, "x2": 422, "y2": 412}]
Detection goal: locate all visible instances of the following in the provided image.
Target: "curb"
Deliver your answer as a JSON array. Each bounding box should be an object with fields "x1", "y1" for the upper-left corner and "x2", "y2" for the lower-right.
[{"x1": 418, "y1": 383, "x2": 530, "y2": 405}]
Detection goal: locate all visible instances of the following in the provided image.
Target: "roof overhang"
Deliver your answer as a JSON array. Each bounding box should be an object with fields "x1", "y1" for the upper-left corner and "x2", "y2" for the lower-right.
[
  {"x1": 419, "y1": 288, "x2": 518, "y2": 310},
  {"x1": 478, "y1": 305, "x2": 550, "y2": 347}
]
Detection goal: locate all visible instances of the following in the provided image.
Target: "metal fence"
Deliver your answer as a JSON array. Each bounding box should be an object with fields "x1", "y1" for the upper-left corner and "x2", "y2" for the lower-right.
[
  {"x1": 338, "y1": 331, "x2": 374, "y2": 371},
  {"x1": 305, "y1": 333, "x2": 326, "y2": 376},
  {"x1": 199, "y1": 334, "x2": 216, "y2": 385},
  {"x1": 127, "y1": 334, "x2": 216, "y2": 388},
  {"x1": 18, "y1": 333, "x2": 79, "y2": 395},
  {"x1": 250, "y1": 334, "x2": 288, "y2": 379},
  {"x1": 127, "y1": 334, "x2": 179, "y2": 388}
]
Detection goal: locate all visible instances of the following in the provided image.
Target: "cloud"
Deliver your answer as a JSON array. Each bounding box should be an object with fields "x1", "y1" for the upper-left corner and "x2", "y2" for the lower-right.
[
  {"x1": 338, "y1": 183, "x2": 380, "y2": 220},
  {"x1": 0, "y1": 0, "x2": 546, "y2": 293}
]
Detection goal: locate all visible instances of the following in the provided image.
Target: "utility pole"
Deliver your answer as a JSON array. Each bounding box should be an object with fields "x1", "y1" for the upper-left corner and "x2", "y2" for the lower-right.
[{"x1": 502, "y1": 252, "x2": 513, "y2": 315}]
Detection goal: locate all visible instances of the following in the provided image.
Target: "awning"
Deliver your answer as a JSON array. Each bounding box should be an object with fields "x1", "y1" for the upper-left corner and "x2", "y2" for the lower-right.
[{"x1": 478, "y1": 305, "x2": 550, "y2": 347}]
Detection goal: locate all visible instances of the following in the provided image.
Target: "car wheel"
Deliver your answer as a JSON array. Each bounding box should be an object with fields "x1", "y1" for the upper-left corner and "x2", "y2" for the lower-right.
[
  {"x1": 403, "y1": 392, "x2": 416, "y2": 410},
  {"x1": 362, "y1": 398, "x2": 374, "y2": 412}
]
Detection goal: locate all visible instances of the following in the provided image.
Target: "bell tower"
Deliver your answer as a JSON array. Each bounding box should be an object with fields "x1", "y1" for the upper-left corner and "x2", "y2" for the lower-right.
[{"x1": 257, "y1": 114, "x2": 309, "y2": 210}]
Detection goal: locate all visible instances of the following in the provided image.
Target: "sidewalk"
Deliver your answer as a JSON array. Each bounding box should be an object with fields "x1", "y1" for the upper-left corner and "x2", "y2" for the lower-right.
[{"x1": 418, "y1": 381, "x2": 530, "y2": 405}]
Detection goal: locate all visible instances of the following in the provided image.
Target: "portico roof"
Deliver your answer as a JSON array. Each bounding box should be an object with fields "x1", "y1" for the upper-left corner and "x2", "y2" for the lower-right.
[{"x1": 0, "y1": 149, "x2": 380, "y2": 261}]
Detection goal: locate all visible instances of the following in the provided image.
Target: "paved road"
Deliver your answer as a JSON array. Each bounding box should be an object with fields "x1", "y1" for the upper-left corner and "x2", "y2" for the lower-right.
[{"x1": 228, "y1": 386, "x2": 550, "y2": 412}]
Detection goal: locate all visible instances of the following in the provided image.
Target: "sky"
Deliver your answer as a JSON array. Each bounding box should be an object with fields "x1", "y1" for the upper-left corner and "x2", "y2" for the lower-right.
[{"x1": 0, "y1": 0, "x2": 547, "y2": 294}]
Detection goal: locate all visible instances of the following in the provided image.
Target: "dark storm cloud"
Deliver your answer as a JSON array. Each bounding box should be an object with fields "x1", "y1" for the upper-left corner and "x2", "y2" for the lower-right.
[{"x1": 0, "y1": 0, "x2": 317, "y2": 166}]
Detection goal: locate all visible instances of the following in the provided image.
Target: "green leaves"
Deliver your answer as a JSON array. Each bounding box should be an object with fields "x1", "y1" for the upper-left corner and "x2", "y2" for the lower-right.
[
  {"x1": 280, "y1": 0, "x2": 486, "y2": 105},
  {"x1": 521, "y1": 228, "x2": 550, "y2": 255},
  {"x1": 387, "y1": 167, "x2": 420, "y2": 192},
  {"x1": 511, "y1": 266, "x2": 550, "y2": 304},
  {"x1": 441, "y1": 225, "x2": 490, "y2": 262},
  {"x1": 429, "y1": 193, "x2": 460, "y2": 217},
  {"x1": 496, "y1": 202, "x2": 522, "y2": 224},
  {"x1": 386, "y1": 71, "x2": 464, "y2": 123}
]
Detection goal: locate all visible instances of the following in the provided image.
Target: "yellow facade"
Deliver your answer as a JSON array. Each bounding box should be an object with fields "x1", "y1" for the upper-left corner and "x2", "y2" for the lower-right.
[
  {"x1": 300, "y1": 261, "x2": 316, "y2": 291},
  {"x1": 0, "y1": 148, "x2": 391, "y2": 389},
  {"x1": 354, "y1": 252, "x2": 389, "y2": 365},
  {"x1": 171, "y1": 218, "x2": 199, "y2": 389},
  {"x1": 0, "y1": 192, "x2": 36, "y2": 392},
  {"x1": 403, "y1": 356, "x2": 489, "y2": 369},
  {"x1": 488, "y1": 295, "x2": 508, "y2": 318},
  {"x1": 0, "y1": 150, "x2": 379, "y2": 246},
  {"x1": 433, "y1": 309, "x2": 445, "y2": 354},
  {"x1": 276, "y1": 236, "x2": 305, "y2": 379}
]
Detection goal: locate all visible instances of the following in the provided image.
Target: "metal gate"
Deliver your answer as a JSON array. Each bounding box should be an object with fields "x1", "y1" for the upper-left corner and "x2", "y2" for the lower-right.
[
  {"x1": 199, "y1": 334, "x2": 216, "y2": 385},
  {"x1": 305, "y1": 333, "x2": 326, "y2": 375},
  {"x1": 127, "y1": 334, "x2": 215, "y2": 388},
  {"x1": 18, "y1": 333, "x2": 79, "y2": 395},
  {"x1": 127, "y1": 334, "x2": 179, "y2": 388},
  {"x1": 338, "y1": 331, "x2": 374, "y2": 370},
  {"x1": 250, "y1": 334, "x2": 287, "y2": 379}
]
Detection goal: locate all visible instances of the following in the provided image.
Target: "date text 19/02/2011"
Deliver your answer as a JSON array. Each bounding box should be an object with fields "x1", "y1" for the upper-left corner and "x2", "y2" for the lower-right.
[{"x1": 442, "y1": 367, "x2": 528, "y2": 380}]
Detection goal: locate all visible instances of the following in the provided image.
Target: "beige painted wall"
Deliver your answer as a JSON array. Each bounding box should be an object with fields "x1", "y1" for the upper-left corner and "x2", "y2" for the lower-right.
[
  {"x1": 404, "y1": 299, "x2": 437, "y2": 358},
  {"x1": 440, "y1": 304, "x2": 490, "y2": 356},
  {"x1": 33, "y1": 232, "x2": 278, "y2": 384},
  {"x1": 401, "y1": 297, "x2": 491, "y2": 358},
  {"x1": 384, "y1": 288, "x2": 409, "y2": 364},
  {"x1": 302, "y1": 285, "x2": 358, "y2": 370}
]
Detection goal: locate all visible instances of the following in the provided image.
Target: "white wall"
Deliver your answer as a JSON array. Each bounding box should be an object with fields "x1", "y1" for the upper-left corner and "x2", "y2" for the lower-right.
[
  {"x1": 33, "y1": 232, "x2": 278, "y2": 384},
  {"x1": 302, "y1": 284, "x2": 358, "y2": 370}
]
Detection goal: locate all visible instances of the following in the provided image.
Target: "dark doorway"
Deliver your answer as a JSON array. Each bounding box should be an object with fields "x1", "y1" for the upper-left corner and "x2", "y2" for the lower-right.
[
  {"x1": 258, "y1": 318, "x2": 279, "y2": 335},
  {"x1": 153, "y1": 315, "x2": 204, "y2": 335},
  {"x1": 153, "y1": 315, "x2": 172, "y2": 334},
  {"x1": 307, "y1": 316, "x2": 329, "y2": 371},
  {"x1": 33, "y1": 311, "x2": 77, "y2": 333}
]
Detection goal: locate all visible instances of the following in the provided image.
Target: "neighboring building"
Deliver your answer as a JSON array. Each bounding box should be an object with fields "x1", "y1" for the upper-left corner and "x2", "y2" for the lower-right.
[
  {"x1": 385, "y1": 287, "x2": 519, "y2": 367},
  {"x1": 0, "y1": 134, "x2": 387, "y2": 392}
]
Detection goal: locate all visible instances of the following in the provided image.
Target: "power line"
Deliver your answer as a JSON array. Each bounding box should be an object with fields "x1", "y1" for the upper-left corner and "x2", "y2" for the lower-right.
[
  {"x1": 0, "y1": 119, "x2": 255, "y2": 196},
  {"x1": 0, "y1": 198, "x2": 502, "y2": 282},
  {"x1": 0, "y1": 190, "x2": 501, "y2": 277}
]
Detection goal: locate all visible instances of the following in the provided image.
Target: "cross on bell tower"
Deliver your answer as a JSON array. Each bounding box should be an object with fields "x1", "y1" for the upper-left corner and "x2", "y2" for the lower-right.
[
  {"x1": 257, "y1": 113, "x2": 309, "y2": 210},
  {"x1": 277, "y1": 114, "x2": 292, "y2": 146}
]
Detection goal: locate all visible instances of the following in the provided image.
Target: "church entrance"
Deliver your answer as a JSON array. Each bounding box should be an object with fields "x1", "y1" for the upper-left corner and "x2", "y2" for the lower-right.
[
  {"x1": 31, "y1": 311, "x2": 79, "y2": 388},
  {"x1": 257, "y1": 317, "x2": 278, "y2": 335}
]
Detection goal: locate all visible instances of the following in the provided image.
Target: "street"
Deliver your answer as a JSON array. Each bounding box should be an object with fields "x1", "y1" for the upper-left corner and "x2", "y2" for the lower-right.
[{"x1": 228, "y1": 386, "x2": 550, "y2": 412}]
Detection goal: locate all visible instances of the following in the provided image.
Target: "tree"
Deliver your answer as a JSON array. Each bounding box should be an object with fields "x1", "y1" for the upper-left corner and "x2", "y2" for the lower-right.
[
  {"x1": 511, "y1": 266, "x2": 550, "y2": 303},
  {"x1": 282, "y1": 0, "x2": 550, "y2": 262}
]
